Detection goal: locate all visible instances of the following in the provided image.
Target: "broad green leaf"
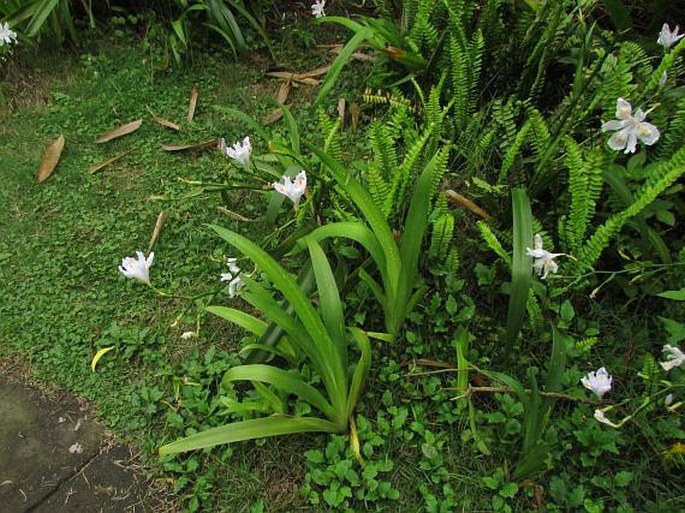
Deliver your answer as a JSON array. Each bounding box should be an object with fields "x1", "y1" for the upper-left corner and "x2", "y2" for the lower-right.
[
  {"x1": 223, "y1": 364, "x2": 338, "y2": 422},
  {"x1": 206, "y1": 306, "x2": 268, "y2": 337},
  {"x1": 505, "y1": 189, "x2": 533, "y2": 349},
  {"x1": 346, "y1": 328, "x2": 371, "y2": 419},
  {"x1": 657, "y1": 288, "x2": 685, "y2": 301},
  {"x1": 158, "y1": 416, "x2": 341, "y2": 454}
]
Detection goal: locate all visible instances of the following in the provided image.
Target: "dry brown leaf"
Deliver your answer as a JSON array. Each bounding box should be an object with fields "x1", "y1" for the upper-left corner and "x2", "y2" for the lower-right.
[
  {"x1": 95, "y1": 120, "x2": 142, "y2": 144},
  {"x1": 296, "y1": 77, "x2": 320, "y2": 86},
  {"x1": 37, "y1": 134, "x2": 65, "y2": 183},
  {"x1": 294, "y1": 65, "x2": 331, "y2": 79},
  {"x1": 148, "y1": 211, "x2": 168, "y2": 252},
  {"x1": 161, "y1": 139, "x2": 218, "y2": 152},
  {"x1": 187, "y1": 84, "x2": 199, "y2": 122},
  {"x1": 266, "y1": 72, "x2": 321, "y2": 86},
  {"x1": 445, "y1": 189, "x2": 491, "y2": 219},
  {"x1": 337, "y1": 98, "x2": 346, "y2": 123},
  {"x1": 147, "y1": 107, "x2": 180, "y2": 131},
  {"x1": 217, "y1": 206, "x2": 253, "y2": 222},
  {"x1": 262, "y1": 108, "x2": 284, "y2": 125},
  {"x1": 277, "y1": 80, "x2": 291, "y2": 105},
  {"x1": 350, "y1": 102, "x2": 360, "y2": 131},
  {"x1": 88, "y1": 150, "x2": 132, "y2": 174},
  {"x1": 328, "y1": 45, "x2": 375, "y2": 62}
]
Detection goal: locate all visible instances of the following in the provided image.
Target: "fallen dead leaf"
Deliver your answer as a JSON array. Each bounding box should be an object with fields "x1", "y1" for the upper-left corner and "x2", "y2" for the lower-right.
[
  {"x1": 187, "y1": 84, "x2": 199, "y2": 122},
  {"x1": 350, "y1": 102, "x2": 360, "y2": 130},
  {"x1": 445, "y1": 189, "x2": 490, "y2": 219},
  {"x1": 328, "y1": 44, "x2": 375, "y2": 62},
  {"x1": 88, "y1": 150, "x2": 132, "y2": 174},
  {"x1": 277, "y1": 80, "x2": 291, "y2": 104},
  {"x1": 217, "y1": 206, "x2": 253, "y2": 222},
  {"x1": 337, "y1": 98, "x2": 346, "y2": 123},
  {"x1": 148, "y1": 211, "x2": 168, "y2": 252},
  {"x1": 37, "y1": 134, "x2": 65, "y2": 183},
  {"x1": 262, "y1": 108, "x2": 284, "y2": 125},
  {"x1": 161, "y1": 139, "x2": 218, "y2": 152},
  {"x1": 95, "y1": 120, "x2": 142, "y2": 144},
  {"x1": 147, "y1": 107, "x2": 180, "y2": 131}
]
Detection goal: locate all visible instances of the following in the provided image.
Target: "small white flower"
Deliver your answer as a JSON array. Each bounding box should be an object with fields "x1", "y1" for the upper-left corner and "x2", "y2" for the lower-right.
[
  {"x1": 660, "y1": 345, "x2": 685, "y2": 371},
  {"x1": 525, "y1": 234, "x2": 562, "y2": 280},
  {"x1": 181, "y1": 331, "x2": 197, "y2": 340},
  {"x1": 227, "y1": 275, "x2": 244, "y2": 298},
  {"x1": 657, "y1": 23, "x2": 684, "y2": 50},
  {"x1": 601, "y1": 98, "x2": 660, "y2": 154},
  {"x1": 594, "y1": 409, "x2": 620, "y2": 428},
  {"x1": 273, "y1": 170, "x2": 307, "y2": 206},
  {"x1": 0, "y1": 22, "x2": 17, "y2": 46},
  {"x1": 581, "y1": 367, "x2": 613, "y2": 398},
  {"x1": 220, "y1": 136, "x2": 251, "y2": 168},
  {"x1": 118, "y1": 251, "x2": 154, "y2": 284},
  {"x1": 68, "y1": 442, "x2": 84, "y2": 454},
  {"x1": 665, "y1": 393, "x2": 674, "y2": 406},
  {"x1": 311, "y1": 0, "x2": 326, "y2": 18}
]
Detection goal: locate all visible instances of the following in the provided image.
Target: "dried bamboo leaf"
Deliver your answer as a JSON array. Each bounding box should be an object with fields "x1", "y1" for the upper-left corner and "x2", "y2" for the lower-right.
[
  {"x1": 445, "y1": 189, "x2": 491, "y2": 219},
  {"x1": 147, "y1": 107, "x2": 180, "y2": 131},
  {"x1": 187, "y1": 84, "x2": 199, "y2": 122},
  {"x1": 217, "y1": 206, "x2": 253, "y2": 222},
  {"x1": 95, "y1": 120, "x2": 142, "y2": 144},
  {"x1": 277, "y1": 80, "x2": 291, "y2": 104},
  {"x1": 88, "y1": 150, "x2": 132, "y2": 174},
  {"x1": 148, "y1": 211, "x2": 168, "y2": 252},
  {"x1": 37, "y1": 135, "x2": 65, "y2": 183},
  {"x1": 161, "y1": 139, "x2": 218, "y2": 152}
]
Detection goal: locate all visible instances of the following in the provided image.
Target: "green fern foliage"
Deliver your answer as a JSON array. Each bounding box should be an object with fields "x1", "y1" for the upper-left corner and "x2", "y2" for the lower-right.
[
  {"x1": 560, "y1": 139, "x2": 605, "y2": 254},
  {"x1": 578, "y1": 145, "x2": 685, "y2": 269}
]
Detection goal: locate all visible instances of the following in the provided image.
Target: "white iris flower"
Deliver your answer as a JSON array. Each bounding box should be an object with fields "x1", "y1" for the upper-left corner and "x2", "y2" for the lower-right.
[
  {"x1": 119, "y1": 251, "x2": 154, "y2": 284},
  {"x1": 311, "y1": 0, "x2": 326, "y2": 18},
  {"x1": 601, "y1": 98, "x2": 660, "y2": 154},
  {"x1": 581, "y1": 367, "x2": 613, "y2": 399},
  {"x1": 525, "y1": 234, "x2": 562, "y2": 280},
  {"x1": 660, "y1": 345, "x2": 685, "y2": 371},
  {"x1": 0, "y1": 22, "x2": 17, "y2": 46},
  {"x1": 221, "y1": 136, "x2": 251, "y2": 168},
  {"x1": 273, "y1": 170, "x2": 307, "y2": 206},
  {"x1": 657, "y1": 23, "x2": 684, "y2": 50}
]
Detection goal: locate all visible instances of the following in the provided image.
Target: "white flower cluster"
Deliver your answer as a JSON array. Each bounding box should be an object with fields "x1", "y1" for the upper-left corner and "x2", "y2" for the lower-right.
[{"x1": 220, "y1": 257, "x2": 244, "y2": 298}]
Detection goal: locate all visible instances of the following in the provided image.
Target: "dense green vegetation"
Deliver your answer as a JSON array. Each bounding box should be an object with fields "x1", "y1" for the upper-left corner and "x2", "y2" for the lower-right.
[{"x1": 2, "y1": 1, "x2": 684, "y2": 511}]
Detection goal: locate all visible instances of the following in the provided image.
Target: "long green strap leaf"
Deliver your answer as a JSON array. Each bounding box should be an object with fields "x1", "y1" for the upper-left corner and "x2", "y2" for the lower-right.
[
  {"x1": 222, "y1": 364, "x2": 338, "y2": 422},
  {"x1": 346, "y1": 328, "x2": 371, "y2": 420},
  {"x1": 505, "y1": 189, "x2": 533, "y2": 350},
  {"x1": 206, "y1": 306, "x2": 268, "y2": 337},
  {"x1": 159, "y1": 416, "x2": 341, "y2": 455}
]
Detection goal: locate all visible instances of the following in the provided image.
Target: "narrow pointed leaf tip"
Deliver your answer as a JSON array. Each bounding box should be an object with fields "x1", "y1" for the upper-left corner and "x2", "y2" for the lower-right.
[{"x1": 91, "y1": 346, "x2": 115, "y2": 372}]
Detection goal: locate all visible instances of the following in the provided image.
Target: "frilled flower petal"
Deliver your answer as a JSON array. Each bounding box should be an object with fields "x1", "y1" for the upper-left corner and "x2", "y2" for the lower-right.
[
  {"x1": 601, "y1": 119, "x2": 627, "y2": 132},
  {"x1": 594, "y1": 409, "x2": 620, "y2": 428},
  {"x1": 615, "y1": 98, "x2": 632, "y2": 120},
  {"x1": 660, "y1": 345, "x2": 685, "y2": 371},
  {"x1": 607, "y1": 127, "x2": 630, "y2": 151},
  {"x1": 273, "y1": 170, "x2": 307, "y2": 206},
  {"x1": 624, "y1": 130, "x2": 639, "y2": 154},
  {"x1": 637, "y1": 122, "x2": 660, "y2": 146}
]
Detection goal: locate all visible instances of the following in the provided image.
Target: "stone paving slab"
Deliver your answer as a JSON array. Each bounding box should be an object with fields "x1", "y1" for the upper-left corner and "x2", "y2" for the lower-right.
[{"x1": 0, "y1": 374, "x2": 165, "y2": 513}]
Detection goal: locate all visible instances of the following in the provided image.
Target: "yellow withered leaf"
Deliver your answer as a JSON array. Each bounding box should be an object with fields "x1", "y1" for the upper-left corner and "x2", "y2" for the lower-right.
[
  {"x1": 147, "y1": 107, "x2": 180, "y2": 131},
  {"x1": 94, "y1": 119, "x2": 142, "y2": 144},
  {"x1": 91, "y1": 346, "x2": 115, "y2": 372},
  {"x1": 277, "y1": 80, "x2": 291, "y2": 104},
  {"x1": 37, "y1": 134, "x2": 65, "y2": 183}
]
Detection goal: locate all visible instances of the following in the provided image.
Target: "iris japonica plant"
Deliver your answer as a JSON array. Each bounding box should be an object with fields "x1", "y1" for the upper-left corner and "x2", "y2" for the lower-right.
[{"x1": 158, "y1": 228, "x2": 371, "y2": 455}]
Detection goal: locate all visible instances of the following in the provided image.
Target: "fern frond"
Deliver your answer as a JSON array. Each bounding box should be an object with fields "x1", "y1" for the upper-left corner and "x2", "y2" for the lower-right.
[
  {"x1": 477, "y1": 220, "x2": 511, "y2": 267},
  {"x1": 578, "y1": 145, "x2": 685, "y2": 268}
]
